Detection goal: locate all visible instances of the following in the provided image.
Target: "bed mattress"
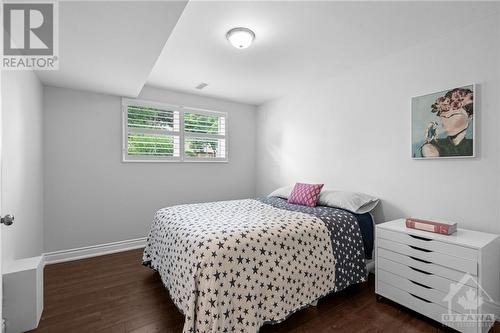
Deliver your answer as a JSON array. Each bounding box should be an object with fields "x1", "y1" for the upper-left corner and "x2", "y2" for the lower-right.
[{"x1": 143, "y1": 197, "x2": 368, "y2": 333}]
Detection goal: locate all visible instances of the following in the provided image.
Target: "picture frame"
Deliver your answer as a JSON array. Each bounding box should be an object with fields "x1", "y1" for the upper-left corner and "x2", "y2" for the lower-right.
[{"x1": 411, "y1": 84, "x2": 476, "y2": 159}]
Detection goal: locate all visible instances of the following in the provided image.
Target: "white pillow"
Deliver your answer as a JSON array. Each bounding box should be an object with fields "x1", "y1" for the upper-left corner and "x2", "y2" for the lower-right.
[
  {"x1": 268, "y1": 186, "x2": 378, "y2": 214},
  {"x1": 317, "y1": 190, "x2": 379, "y2": 214},
  {"x1": 267, "y1": 185, "x2": 293, "y2": 199}
]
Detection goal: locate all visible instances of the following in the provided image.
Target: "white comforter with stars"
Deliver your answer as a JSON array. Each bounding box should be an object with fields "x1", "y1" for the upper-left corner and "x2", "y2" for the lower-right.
[{"x1": 143, "y1": 199, "x2": 366, "y2": 333}]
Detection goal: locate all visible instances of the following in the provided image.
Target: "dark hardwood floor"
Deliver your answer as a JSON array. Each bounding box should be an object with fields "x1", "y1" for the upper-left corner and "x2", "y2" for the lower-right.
[{"x1": 30, "y1": 249, "x2": 499, "y2": 333}]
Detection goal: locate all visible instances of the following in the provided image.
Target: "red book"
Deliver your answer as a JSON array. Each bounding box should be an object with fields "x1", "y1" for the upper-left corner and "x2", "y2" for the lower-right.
[{"x1": 405, "y1": 217, "x2": 457, "y2": 235}]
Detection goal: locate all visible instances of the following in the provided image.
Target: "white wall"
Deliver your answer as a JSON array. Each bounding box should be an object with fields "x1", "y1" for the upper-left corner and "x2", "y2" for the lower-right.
[
  {"x1": 43, "y1": 85, "x2": 256, "y2": 252},
  {"x1": 256, "y1": 15, "x2": 500, "y2": 234},
  {"x1": 2, "y1": 71, "x2": 44, "y2": 266}
]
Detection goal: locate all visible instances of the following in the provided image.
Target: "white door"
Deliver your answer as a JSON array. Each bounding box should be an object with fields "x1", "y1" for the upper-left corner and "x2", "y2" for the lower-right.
[
  {"x1": 0, "y1": 67, "x2": 13, "y2": 332},
  {"x1": 0, "y1": 67, "x2": 14, "y2": 332},
  {"x1": 0, "y1": 66, "x2": 3, "y2": 331},
  {"x1": 0, "y1": 63, "x2": 16, "y2": 333},
  {"x1": 0, "y1": 67, "x2": 13, "y2": 331},
  {"x1": 0, "y1": 65, "x2": 3, "y2": 331}
]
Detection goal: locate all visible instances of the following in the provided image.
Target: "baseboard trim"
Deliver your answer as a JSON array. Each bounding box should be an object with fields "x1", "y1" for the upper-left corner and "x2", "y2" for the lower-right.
[
  {"x1": 43, "y1": 237, "x2": 147, "y2": 265},
  {"x1": 366, "y1": 259, "x2": 375, "y2": 273}
]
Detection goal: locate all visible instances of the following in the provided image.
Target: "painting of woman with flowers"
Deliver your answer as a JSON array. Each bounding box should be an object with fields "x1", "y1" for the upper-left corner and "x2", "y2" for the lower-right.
[{"x1": 412, "y1": 85, "x2": 475, "y2": 158}]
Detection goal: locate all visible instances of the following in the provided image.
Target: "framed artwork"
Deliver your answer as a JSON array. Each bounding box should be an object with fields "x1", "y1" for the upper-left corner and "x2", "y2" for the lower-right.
[{"x1": 411, "y1": 84, "x2": 475, "y2": 159}]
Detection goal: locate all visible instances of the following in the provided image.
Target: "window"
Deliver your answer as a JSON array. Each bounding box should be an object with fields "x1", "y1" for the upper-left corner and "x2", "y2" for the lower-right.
[{"x1": 122, "y1": 99, "x2": 227, "y2": 162}]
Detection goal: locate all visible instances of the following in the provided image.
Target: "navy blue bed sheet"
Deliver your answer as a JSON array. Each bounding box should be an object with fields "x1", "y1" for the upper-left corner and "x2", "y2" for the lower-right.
[
  {"x1": 351, "y1": 211, "x2": 374, "y2": 259},
  {"x1": 260, "y1": 197, "x2": 374, "y2": 259}
]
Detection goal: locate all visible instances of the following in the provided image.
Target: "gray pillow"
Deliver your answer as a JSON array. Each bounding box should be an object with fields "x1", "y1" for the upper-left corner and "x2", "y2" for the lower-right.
[
  {"x1": 268, "y1": 186, "x2": 379, "y2": 214},
  {"x1": 267, "y1": 185, "x2": 293, "y2": 199},
  {"x1": 317, "y1": 190, "x2": 379, "y2": 214}
]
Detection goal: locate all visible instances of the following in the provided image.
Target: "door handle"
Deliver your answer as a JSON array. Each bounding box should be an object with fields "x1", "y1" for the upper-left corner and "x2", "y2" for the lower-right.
[{"x1": 1, "y1": 214, "x2": 14, "y2": 226}]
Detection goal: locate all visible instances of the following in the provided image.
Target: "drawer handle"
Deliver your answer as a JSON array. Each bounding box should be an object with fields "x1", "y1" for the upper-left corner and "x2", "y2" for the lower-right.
[
  {"x1": 409, "y1": 279, "x2": 432, "y2": 289},
  {"x1": 409, "y1": 266, "x2": 432, "y2": 275},
  {"x1": 409, "y1": 234, "x2": 432, "y2": 241},
  {"x1": 409, "y1": 293, "x2": 432, "y2": 303},
  {"x1": 409, "y1": 245, "x2": 432, "y2": 253},
  {"x1": 409, "y1": 256, "x2": 432, "y2": 264}
]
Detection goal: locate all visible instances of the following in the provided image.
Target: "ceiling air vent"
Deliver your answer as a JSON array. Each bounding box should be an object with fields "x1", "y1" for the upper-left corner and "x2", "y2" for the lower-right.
[{"x1": 195, "y1": 82, "x2": 208, "y2": 90}]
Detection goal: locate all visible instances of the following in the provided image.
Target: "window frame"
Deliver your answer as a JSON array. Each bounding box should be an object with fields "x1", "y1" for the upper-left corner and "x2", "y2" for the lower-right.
[{"x1": 122, "y1": 98, "x2": 228, "y2": 163}]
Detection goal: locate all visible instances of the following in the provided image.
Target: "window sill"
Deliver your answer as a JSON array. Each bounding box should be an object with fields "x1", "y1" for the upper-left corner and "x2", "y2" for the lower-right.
[{"x1": 121, "y1": 158, "x2": 229, "y2": 163}]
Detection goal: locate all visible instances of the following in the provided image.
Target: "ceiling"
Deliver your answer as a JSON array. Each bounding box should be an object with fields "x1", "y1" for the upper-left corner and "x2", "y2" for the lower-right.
[
  {"x1": 36, "y1": 1, "x2": 187, "y2": 97},
  {"x1": 146, "y1": 1, "x2": 498, "y2": 105}
]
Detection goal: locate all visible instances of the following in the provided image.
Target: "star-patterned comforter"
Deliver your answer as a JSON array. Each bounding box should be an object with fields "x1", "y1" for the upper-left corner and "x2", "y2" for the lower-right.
[{"x1": 143, "y1": 198, "x2": 367, "y2": 333}]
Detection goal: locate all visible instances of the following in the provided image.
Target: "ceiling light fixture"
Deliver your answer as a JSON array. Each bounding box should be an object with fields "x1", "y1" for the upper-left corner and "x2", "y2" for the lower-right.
[{"x1": 226, "y1": 27, "x2": 255, "y2": 49}]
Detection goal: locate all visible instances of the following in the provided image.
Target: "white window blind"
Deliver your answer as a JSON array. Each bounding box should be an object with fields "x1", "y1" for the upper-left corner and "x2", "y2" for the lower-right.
[
  {"x1": 122, "y1": 99, "x2": 228, "y2": 162},
  {"x1": 183, "y1": 111, "x2": 226, "y2": 161}
]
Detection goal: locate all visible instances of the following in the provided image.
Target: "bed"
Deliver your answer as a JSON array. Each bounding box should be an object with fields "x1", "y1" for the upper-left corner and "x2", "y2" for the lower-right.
[{"x1": 143, "y1": 196, "x2": 374, "y2": 333}]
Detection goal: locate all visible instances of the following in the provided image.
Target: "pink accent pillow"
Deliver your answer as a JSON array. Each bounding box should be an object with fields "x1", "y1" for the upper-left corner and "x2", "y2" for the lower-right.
[{"x1": 288, "y1": 183, "x2": 324, "y2": 207}]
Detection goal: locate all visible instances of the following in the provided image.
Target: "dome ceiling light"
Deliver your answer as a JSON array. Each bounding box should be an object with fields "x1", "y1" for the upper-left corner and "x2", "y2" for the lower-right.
[{"x1": 226, "y1": 27, "x2": 255, "y2": 49}]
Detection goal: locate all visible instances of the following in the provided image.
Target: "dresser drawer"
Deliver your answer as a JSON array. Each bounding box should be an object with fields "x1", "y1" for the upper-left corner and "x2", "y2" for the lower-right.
[
  {"x1": 377, "y1": 238, "x2": 477, "y2": 275},
  {"x1": 376, "y1": 220, "x2": 499, "y2": 333},
  {"x1": 377, "y1": 248, "x2": 476, "y2": 287},
  {"x1": 378, "y1": 228, "x2": 477, "y2": 260},
  {"x1": 377, "y1": 256, "x2": 472, "y2": 293},
  {"x1": 377, "y1": 281, "x2": 478, "y2": 333},
  {"x1": 377, "y1": 268, "x2": 475, "y2": 314}
]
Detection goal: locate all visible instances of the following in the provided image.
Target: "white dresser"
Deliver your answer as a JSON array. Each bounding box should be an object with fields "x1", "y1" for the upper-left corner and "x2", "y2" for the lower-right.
[{"x1": 375, "y1": 219, "x2": 500, "y2": 333}]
